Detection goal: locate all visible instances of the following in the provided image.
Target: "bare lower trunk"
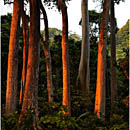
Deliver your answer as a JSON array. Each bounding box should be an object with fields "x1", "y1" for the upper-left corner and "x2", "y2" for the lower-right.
[
  {"x1": 19, "y1": 3, "x2": 29, "y2": 105},
  {"x1": 94, "y1": 0, "x2": 110, "y2": 120},
  {"x1": 77, "y1": 0, "x2": 90, "y2": 94},
  {"x1": 40, "y1": 1, "x2": 53, "y2": 102},
  {"x1": 45, "y1": 51, "x2": 53, "y2": 102},
  {"x1": 5, "y1": 0, "x2": 21, "y2": 116},
  {"x1": 110, "y1": 0, "x2": 117, "y2": 111},
  {"x1": 40, "y1": 37, "x2": 53, "y2": 102},
  {"x1": 20, "y1": 0, "x2": 40, "y2": 121},
  {"x1": 58, "y1": 0, "x2": 71, "y2": 115}
]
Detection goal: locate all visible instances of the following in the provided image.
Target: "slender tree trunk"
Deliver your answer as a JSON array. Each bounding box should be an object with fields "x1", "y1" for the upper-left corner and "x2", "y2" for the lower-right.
[
  {"x1": 94, "y1": 0, "x2": 110, "y2": 120},
  {"x1": 110, "y1": 0, "x2": 117, "y2": 111},
  {"x1": 58, "y1": 0, "x2": 71, "y2": 115},
  {"x1": 40, "y1": 1, "x2": 53, "y2": 102},
  {"x1": 5, "y1": 0, "x2": 21, "y2": 116},
  {"x1": 20, "y1": 0, "x2": 40, "y2": 121},
  {"x1": 76, "y1": 0, "x2": 90, "y2": 94},
  {"x1": 19, "y1": 1, "x2": 29, "y2": 105}
]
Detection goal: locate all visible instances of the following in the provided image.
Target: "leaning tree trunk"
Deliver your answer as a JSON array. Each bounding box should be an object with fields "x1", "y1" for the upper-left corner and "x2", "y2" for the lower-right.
[
  {"x1": 20, "y1": 0, "x2": 40, "y2": 121},
  {"x1": 19, "y1": 1, "x2": 29, "y2": 105},
  {"x1": 5, "y1": 0, "x2": 21, "y2": 116},
  {"x1": 110, "y1": 0, "x2": 117, "y2": 112},
  {"x1": 94, "y1": 0, "x2": 110, "y2": 120},
  {"x1": 76, "y1": 0, "x2": 90, "y2": 94},
  {"x1": 40, "y1": 1, "x2": 53, "y2": 102},
  {"x1": 58, "y1": 0, "x2": 71, "y2": 115}
]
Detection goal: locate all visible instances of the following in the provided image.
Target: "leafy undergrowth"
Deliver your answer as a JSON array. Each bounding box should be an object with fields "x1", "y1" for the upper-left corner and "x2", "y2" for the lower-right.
[{"x1": 2, "y1": 90, "x2": 129, "y2": 130}]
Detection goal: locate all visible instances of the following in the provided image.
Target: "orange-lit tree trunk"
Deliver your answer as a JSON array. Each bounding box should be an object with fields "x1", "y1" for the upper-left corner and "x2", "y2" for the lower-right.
[
  {"x1": 77, "y1": 0, "x2": 90, "y2": 94},
  {"x1": 94, "y1": 0, "x2": 110, "y2": 120},
  {"x1": 40, "y1": 1, "x2": 53, "y2": 102},
  {"x1": 5, "y1": 0, "x2": 21, "y2": 116},
  {"x1": 20, "y1": 0, "x2": 40, "y2": 121},
  {"x1": 58, "y1": 0, "x2": 71, "y2": 115},
  {"x1": 110, "y1": 0, "x2": 117, "y2": 111},
  {"x1": 19, "y1": 1, "x2": 29, "y2": 105}
]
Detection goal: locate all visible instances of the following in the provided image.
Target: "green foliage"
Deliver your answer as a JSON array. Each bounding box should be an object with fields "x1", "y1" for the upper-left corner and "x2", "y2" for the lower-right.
[
  {"x1": 41, "y1": 28, "x2": 62, "y2": 45},
  {"x1": 116, "y1": 21, "x2": 129, "y2": 111},
  {"x1": 17, "y1": 107, "x2": 35, "y2": 130},
  {"x1": 2, "y1": 13, "x2": 129, "y2": 129},
  {"x1": 2, "y1": 107, "x2": 35, "y2": 130},
  {"x1": 110, "y1": 114, "x2": 128, "y2": 129},
  {"x1": 116, "y1": 20, "x2": 129, "y2": 62},
  {"x1": 1, "y1": 13, "x2": 12, "y2": 105},
  {"x1": 2, "y1": 111, "x2": 19, "y2": 130},
  {"x1": 77, "y1": 113, "x2": 107, "y2": 130},
  {"x1": 69, "y1": 33, "x2": 81, "y2": 41},
  {"x1": 37, "y1": 103, "x2": 79, "y2": 130},
  {"x1": 2, "y1": 97, "x2": 128, "y2": 130},
  {"x1": 79, "y1": 10, "x2": 101, "y2": 25}
]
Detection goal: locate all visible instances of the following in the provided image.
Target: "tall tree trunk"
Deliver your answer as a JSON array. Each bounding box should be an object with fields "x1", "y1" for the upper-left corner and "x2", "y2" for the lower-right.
[
  {"x1": 110, "y1": 0, "x2": 117, "y2": 112},
  {"x1": 20, "y1": 0, "x2": 40, "y2": 121},
  {"x1": 94, "y1": 0, "x2": 110, "y2": 120},
  {"x1": 40, "y1": 1, "x2": 53, "y2": 102},
  {"x1": 5, "y1": 0, "x2": 21, "y2": 116},
  {"x1": 19, "y1": 1, "x2": 29, "y2": 105},
  {"x1": 58, "y1": 0, "x2": 71, "y2": 115},
  {"x1": 76, "y1": 0, "x2": 90, "y2": 94}
]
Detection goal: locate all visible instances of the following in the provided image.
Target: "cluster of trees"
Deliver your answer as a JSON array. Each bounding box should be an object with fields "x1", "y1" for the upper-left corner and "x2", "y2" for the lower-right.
[{"x1": 2, "y1": 0, "x2": 129, "y2": 129}]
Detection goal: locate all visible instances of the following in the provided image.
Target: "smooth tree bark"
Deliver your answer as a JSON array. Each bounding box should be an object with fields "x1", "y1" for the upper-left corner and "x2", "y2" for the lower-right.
[
  {"x1": 110, "y1": 0, "x2": 117, "y2": 111},
  {"x1": 19, "y1": 1, "x2": 29, "y2": 105},
  {"x1": 20, "y1": 0, "x2": 40, "y2": 121},
  {"x1": 76, "y1": 0, "x2": 90, "y2": 94},
  {"x1": 40, "y1": 1, "x2": 53, "y2": 102},
  {"x1": 94, "y1": 0, "x2": 110, "y2": 120},
  {"x1": 58, "y1": 0, "x2": 71, "y2": 115},
  {"x1": 5, "y1": 0, "x2": 21, "y2": 116}
]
